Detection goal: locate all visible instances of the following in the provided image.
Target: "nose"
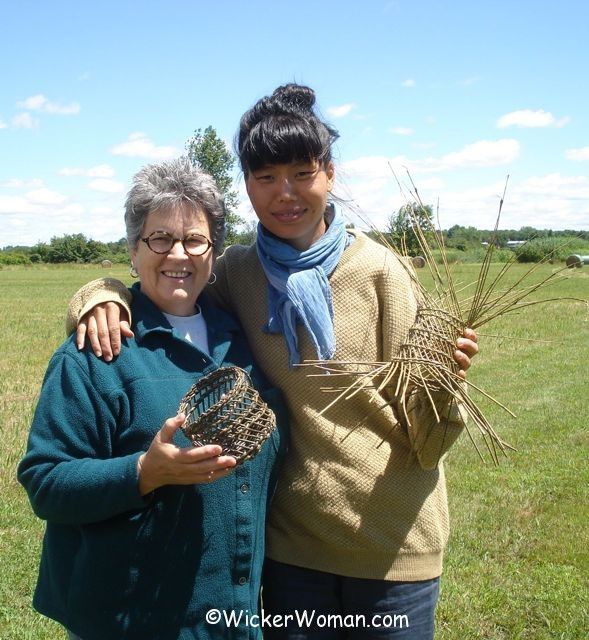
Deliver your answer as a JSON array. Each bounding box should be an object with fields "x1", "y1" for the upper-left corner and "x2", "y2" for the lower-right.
[
  {"x1": 168, "y1": 239, "x2": 189, "y2": 257},
  {"x1": 278, "y1": 177, "x2": 296, "y2": 201}
]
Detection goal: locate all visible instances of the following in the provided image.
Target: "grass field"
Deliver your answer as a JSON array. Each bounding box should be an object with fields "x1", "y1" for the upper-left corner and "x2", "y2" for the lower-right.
[{"x1": 0, "y1": 263, "x2": 587, "y2": 639}]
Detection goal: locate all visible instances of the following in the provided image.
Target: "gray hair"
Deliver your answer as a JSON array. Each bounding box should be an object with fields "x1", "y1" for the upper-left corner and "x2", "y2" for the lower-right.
[{"x1": 125, "y1": 157, "x2": 226, "y2": 255}]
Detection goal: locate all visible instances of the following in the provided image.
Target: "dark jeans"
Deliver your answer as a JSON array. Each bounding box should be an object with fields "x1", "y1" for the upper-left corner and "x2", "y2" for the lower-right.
[{"x1": 262, "y1": 559, "x2": 440, "y2": 640}]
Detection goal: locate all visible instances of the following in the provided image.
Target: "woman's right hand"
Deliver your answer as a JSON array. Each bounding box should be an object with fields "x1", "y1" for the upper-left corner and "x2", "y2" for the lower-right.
[
  {"x1": 137, "y1": 414, "x2": 237, "y2": 495},
  {"x1": 77, "y1": 302, "x2": 134, "y2": 361}
]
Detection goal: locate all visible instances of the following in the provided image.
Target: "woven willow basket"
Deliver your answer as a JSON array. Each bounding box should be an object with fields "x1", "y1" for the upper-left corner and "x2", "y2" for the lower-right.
[{"x1": 178, "y1": 367, "x2": 276, "y2": 464}]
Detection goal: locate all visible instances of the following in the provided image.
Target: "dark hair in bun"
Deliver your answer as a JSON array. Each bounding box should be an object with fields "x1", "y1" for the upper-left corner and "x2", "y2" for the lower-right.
[{"x1": 236, "y1": 84, "x2": 339, "y2": 176}]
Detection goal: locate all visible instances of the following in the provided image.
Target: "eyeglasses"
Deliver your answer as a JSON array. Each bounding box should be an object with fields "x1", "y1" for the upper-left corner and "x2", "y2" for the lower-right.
[{"x1": 141, "y1": 231, "x2": 213, "y2": 256}]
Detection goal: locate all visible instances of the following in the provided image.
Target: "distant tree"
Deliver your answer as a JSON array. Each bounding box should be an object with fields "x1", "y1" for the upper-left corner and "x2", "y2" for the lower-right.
[
  {"x1": 102, "y1": 237, "x2": 130, "y2": 263},
  {"x1": 232, "y1": 219, "x2": 258, "y2": 246},
  {"x1": 186, "y1": 126, "x2": 244, "y2": 246},
  {"x1": 105, "y1": 237, "x2": 128, "y2": 254},
  {"x1": 44, "y1": 234, "x2": 104, "y2": 263},
  {"x1": 517, "y1": 226, "x2": 543, "y2": 240},
  {"x1": 29, "y1": 241, "x2": 50, "y2": 262},
  {"x1": 445, "y1": 225, "x2": 482, "y2": 251},
  {"x1": 386, "y1": 203, "x2": 434, "y2": 256},
  {"x1": 0, "y1": 251, "x2": 30, "y2": 265},
  {"x1": 515, "y1": 237, "x2": 566, "y2": 263}
]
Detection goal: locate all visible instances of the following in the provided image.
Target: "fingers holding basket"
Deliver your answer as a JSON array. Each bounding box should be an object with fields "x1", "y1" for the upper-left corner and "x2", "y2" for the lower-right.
[
  {"x1": 454, "y1": 327, "x2": 479, "y2": 379},
  {"x1": 137, "y1": 414, "x2": 237, "y2": 496}
]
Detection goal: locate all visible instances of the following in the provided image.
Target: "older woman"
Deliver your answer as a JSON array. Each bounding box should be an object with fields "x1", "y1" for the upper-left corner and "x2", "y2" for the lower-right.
[{"x1": 17, "y1": 158, "x2": 286, "y2": 640}]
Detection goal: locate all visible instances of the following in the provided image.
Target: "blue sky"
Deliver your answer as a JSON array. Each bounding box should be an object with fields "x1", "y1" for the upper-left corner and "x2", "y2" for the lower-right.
[{"x1": 1, "y1": 0, "x2": 588, "y2": 248}]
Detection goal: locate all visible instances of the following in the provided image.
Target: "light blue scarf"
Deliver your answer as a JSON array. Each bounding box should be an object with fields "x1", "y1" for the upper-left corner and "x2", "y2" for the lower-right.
[{"x1": 256, "y1": 204, "x2": 351, "y2": 366}]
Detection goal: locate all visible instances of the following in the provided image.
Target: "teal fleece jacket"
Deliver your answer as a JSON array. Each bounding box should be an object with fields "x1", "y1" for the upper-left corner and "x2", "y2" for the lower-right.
[{"x1": 18, "y1": 284, "x2": 287, "y2": 640}]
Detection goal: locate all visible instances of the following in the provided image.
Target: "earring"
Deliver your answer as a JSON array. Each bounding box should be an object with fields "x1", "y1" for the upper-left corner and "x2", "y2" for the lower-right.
[
  {"x1": 207, "y1": 272, "x2": 217, "y2": 285},
  {"x1": 129, "y1": 264, "x2": 139, "y2": 279}
]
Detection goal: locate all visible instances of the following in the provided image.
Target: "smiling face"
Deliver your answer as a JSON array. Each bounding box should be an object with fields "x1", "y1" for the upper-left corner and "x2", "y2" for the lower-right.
[
  {"x1": 245, "y1": 160, "x2": 335, "y2": 251},
  {"x1": 131, "y1": 205, "x2": 214, "y2": 316}
]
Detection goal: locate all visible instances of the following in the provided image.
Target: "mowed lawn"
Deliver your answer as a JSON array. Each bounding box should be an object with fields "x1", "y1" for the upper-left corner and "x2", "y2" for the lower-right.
[{"x1": 0, "y1": 263, "x2": 587, "y2": 639}]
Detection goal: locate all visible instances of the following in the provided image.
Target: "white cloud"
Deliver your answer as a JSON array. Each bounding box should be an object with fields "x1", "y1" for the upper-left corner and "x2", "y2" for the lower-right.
[
  {"x1": 57, "y1": 203, "x2": 85, "y2": 217},
  {"x1": 26, "y1": 187, "x2": 69, "y2": 205},
  {"x1": 111, "y1": 132, "x2": 178, "y2": 159},
  {"x1": 565, "y1": 146, "x2": 589, "y2": 162},
  {"x1": 18, "y1": 95, "x2": 46, "y2": 110},
  {"x1": 17, "y1": 94, "x2": 80, "y2": 115},
  {"x1": 383, "y1": 1, "x2": 400, "y2": 13},
  {"x1": 390, "y1": 127, "x2": 414, "y2": 136},
  {"x1": 440, "y1": 139, "x2": 520, "y2": 169},
  {"x1": 402, "y1": 79, "x2": 416, "y2": 88},
  {"x1": 414, "y1": 176, "x2": 446, "y2": 191},
  {"x1": 0, "y1": 195, "x2": 44, "y2": 214},
  {"x1": 45, "y1": 102, "x2": 80, "y2": 115},
  {"x1": 8, "y1": 217, "x2": 28, "y2": 228},
  {"x1": 517, "y1": 172, "x2": 589, "y2": 197},
  {"x1": 336, "y1": 166, "x2": 589, "y2": 233},
  {"x1": 60, "y1": 164, "x2": 115, "y2": 178},
  {"x1": 12, "y1": 113, "x2": 39, "y2": 129},
  {"x1": 89, "y1": 165, "x2": 115, "y2": 178},
  {"x1": 342, "y1": 139, "x2": 519, "y2": 180},
  {"x1": 0, "y1": 178, "x2": 44, "y2": 189},
  {"x1": 340, "y1": 156, "x2": 393, "y2": 180},
  {"x1": 87, "y1": 178, "x2": 125, "y2": 193},
  {"x1": 497, "y1": 109, "x2": 570, "y2": 129},
  {"x1": 486, "y1": 173, "x2": 589, "y2": 229},
  {"x1": 4, "y1": 166, "x2": 588, "y2": 248},
  {"x1": 0, "y1": 185, "x2": 129, "y2": 246},
  {"x1": 327, "y1": 103, "x2": 355, "y2": 118},
  {"x1": 0, "y1": 119, "x2": 7, "y2": 130}
]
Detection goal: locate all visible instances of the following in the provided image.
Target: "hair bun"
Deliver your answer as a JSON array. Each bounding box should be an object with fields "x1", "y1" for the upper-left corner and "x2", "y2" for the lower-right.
[
  {"x1": 236, "y1": 83, "x2": 338, "y2": 174},
  {"x1": 272, "y1": 84, "x2": 316, "y2": 113}
]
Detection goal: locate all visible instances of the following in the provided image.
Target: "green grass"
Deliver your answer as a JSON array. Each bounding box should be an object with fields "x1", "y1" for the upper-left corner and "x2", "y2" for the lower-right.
[
  {"x1": 1, "y1": 263, "x2": 587, "y2": 639},
  {"x1": 425, "y1": 264, "x2": 589, "y2": 639},
  {"x1": 0, "y1": 264, "x2": 132, "y2": 640}
]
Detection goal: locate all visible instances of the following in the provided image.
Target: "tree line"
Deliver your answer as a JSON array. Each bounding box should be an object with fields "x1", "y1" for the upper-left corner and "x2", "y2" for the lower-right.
[{"x1": 3, "y1": 220, "x2": 587, "y2": 266}]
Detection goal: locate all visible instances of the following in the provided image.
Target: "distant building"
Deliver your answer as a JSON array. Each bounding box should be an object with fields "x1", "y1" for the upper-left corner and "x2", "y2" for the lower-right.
[
  {"x1": 506, "y1": 240, "x2": 526, "y2": 250},
  {"x1": 481, "y1": 240, "x2": 526, "y2": 249}
]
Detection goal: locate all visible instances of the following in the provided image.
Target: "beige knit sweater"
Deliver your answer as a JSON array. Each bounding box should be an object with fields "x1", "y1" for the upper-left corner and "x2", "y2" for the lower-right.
[{"x1": 67, "y1": 231, "x2": 466, "y2": 581}]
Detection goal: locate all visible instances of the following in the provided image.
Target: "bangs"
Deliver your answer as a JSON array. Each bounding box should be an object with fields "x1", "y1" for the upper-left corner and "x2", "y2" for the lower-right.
[{"x1": 239, "y1": 115, "x2": 328, "y2": 174}]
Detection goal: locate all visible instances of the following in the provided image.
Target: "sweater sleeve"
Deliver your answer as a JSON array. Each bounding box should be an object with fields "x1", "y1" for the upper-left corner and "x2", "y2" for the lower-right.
[
  {"x1": 17, "y1": 350, "x2": 148, "y2": 524},
  {"x1": 65, "y1": 278, "x2": 132, "y2": 335},
  {"x1": 379, "y1": 251, "x2": 467, "y2": 470}
]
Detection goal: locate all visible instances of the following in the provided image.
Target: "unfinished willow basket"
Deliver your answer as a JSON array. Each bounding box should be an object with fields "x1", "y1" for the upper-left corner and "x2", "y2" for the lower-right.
[
  {"x1": 369, "y1": 300, "x2": 510, "y2": 463},
  {"x1": 304, "y1": 174, "x2": 585, "y2": 464},
  {"x1": 178, "y1": 367, "x2": 276, "y2": 464},
  {"x1": 401, "y1": 307, "x2": 464, "y2": 380}
]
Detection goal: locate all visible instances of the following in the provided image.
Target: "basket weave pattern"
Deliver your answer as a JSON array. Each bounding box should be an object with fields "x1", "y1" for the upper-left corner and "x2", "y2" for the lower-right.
[
  {"x1": 399, "y1": 307, "x2": 464, "y2": 386},
  {"x1": 178, "y1": 367, "x2": 276, "y2": 464}
]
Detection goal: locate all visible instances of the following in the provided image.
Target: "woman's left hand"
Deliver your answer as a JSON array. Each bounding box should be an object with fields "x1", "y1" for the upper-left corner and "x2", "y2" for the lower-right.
[{"x1": 454, "y1": 327, "x2": 479, "y2": 379}]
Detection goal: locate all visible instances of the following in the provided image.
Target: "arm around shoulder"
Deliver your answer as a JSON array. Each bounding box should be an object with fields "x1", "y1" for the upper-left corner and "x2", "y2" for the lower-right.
[{"x1": 65, "y1": 277, "x2": 132, "y2": 335}]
